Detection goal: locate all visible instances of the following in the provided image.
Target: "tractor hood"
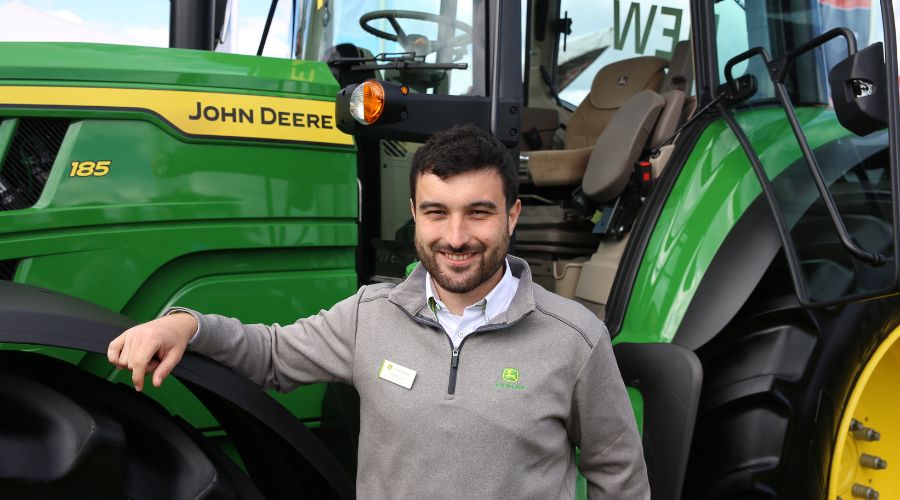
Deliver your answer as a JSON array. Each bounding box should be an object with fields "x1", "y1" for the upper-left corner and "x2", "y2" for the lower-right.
[{"x1": 0, "y1": 42, "x2": 338, "y2": 98}]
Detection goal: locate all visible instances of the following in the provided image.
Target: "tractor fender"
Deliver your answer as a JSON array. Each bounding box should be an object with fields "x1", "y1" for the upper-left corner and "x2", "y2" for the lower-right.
[
  {"x1": 673, "y1": 195, "x2": 784, "y2": 350},
  {"x1": 613, "y1": 341, "x2": 702, "y2": 500},
  {"x1": 0, "y1": 279, "x2": 354, "y2": 500}
]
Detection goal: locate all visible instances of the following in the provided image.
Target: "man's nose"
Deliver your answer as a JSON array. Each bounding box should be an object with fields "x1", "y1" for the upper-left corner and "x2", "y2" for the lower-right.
[{"x1": 445, "y1": 215, "x2": 470, "y2": 249}]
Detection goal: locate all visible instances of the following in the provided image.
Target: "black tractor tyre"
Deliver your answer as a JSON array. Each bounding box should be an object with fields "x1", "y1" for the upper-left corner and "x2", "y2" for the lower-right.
[
  {"x1": 0, "y1": 350, "x2": 265, "y2": 500},
  {"x1": 682, "y1": 274, "x2": 900, "y2": 499}
]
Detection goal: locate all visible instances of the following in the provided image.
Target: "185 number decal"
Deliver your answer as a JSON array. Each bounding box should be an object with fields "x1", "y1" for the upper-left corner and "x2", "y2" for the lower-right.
[{"x1": 69, "y1": 160, "x2": 111, "y2": 177}]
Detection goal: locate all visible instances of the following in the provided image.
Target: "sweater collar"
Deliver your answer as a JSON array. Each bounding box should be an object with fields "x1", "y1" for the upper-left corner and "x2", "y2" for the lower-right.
[
  {"x1": 424, "y1": 257, "x2": 518, "y2": 320},
  {"x1": 389, "y1": 254, "x2": 536, "y2": 325}
]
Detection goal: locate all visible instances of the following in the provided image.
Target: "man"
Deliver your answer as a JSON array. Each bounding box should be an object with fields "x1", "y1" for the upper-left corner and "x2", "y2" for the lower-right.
[{"x1": 108, "y1": 124, "x2": 649, "y2": 499}]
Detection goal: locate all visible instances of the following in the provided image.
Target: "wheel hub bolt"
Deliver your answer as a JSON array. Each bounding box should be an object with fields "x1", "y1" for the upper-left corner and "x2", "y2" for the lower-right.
[
  {"x1": 851, "y1": 419, "x2": 881, "y2": 441},
  {"x1": 860, "y1": 453, "x2": 887, "y2": 469},
  {"x1": 852, "y1": 484, "x2": 879, "y2": 499}
]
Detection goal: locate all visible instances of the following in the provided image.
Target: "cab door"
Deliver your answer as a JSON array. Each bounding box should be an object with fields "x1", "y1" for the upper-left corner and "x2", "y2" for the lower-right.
[{"x1": 711, "y1": 0, "x2": 900, "y2": 306}]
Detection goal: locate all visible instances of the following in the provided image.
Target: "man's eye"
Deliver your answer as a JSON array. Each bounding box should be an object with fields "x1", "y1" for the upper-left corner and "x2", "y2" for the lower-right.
[
  {"x1": 425, "y1": 210, "x2": 446, "y2": 216},
  {"x1": 471, "y1": 210, "x2": 491, "y2": 216}
]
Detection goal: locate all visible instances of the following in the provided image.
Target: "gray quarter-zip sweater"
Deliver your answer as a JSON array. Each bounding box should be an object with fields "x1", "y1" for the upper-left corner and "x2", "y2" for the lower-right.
[{"x1": 187, "y1": 256, "x2": 649, "y2": 499}]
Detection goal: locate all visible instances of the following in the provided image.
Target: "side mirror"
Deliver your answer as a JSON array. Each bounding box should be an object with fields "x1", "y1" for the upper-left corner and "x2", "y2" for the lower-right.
[{"x1": 828, "y1": 42, "x2": 888, "y2": 136}]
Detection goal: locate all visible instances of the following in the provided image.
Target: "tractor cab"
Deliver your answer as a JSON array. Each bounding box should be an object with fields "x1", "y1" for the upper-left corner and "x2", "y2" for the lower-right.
[
  {"x1": 305, "y1": 1, "x2": 900, "y2": 498},
  {"x1": 1, "y1": 1, "x2": 899, "y2": 499},
  {"x1": 309, "y1": 0, "x2": 898, "y2": 314},
  {"x1": 299, "y1": 1, "x2": 698, "y2": 315}
]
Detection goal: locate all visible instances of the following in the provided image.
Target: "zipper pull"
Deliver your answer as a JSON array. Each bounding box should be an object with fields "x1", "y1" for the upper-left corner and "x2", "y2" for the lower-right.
[{"x1": 448, "y1": 347, "x2": 461, "y2": 395}]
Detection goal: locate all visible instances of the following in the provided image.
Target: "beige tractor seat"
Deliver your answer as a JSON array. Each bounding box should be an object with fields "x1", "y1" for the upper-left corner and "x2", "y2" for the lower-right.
[
  {"x1": 525, "y1": 147, "x2": 593, "y2": 185},
  {"x1": 515, "y1": 42, "x2": 695, "y2": 309},
  {"x1": 528, "y1": 89, "x2": 666, "y2": 201},
  {"x1": 566, "y1": 55, "x2": 668, "y2": 149},
  {"x1": 526, "y1": 39, "x2": 694, "y2": 187},
  {"x1": 527, "y1": 88, "x2": 683, "y2": 190},
  {"x1": 514, "y1": 90, "x2": 666, "y2": 260},
  {"x1": 524, "y1": 55, "x2": 668, "y2": 187}
]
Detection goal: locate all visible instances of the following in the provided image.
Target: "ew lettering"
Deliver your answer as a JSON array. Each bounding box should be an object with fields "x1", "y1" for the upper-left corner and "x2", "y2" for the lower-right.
[{"x1": 613, "y1": 1, "x2": 683, "y2": 58}]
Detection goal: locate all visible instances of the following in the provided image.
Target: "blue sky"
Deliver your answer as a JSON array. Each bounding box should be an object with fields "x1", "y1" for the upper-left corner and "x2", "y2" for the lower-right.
[{"x1": 0, "y1": 0, "x2": 292, "y2": 56}]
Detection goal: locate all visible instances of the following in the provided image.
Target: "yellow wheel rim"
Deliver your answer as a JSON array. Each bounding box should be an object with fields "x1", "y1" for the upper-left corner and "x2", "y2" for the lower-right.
[{"x1": 829, "y1": 325, "x2": 900, "y2": 499}]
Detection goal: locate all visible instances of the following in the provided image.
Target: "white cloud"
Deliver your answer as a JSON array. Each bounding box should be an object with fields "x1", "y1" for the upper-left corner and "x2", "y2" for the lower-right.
[
  {"x1": 235, "y1": 14, "x2": 291, "y2": 58},
  {"x1": 124, "y1": 26, "x2": 167, "y2": 47},
  {"x1": 231, "y1": 0, "x2": 294, "y2": 58},
  {"x1": 2, "y1": 0, "x2": 293, "y2": 56},
  {"x1": 50, "y1": 8, "x2": 82, "y2": 24}
]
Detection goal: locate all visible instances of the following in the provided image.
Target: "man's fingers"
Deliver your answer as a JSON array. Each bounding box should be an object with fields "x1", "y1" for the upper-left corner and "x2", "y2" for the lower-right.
[
  {"x1": 131, "y1": 361, "x2": 146, "y2": 391},
  {"x1": 121, "y1": 333, "x2": 133, "y2": 369},
  {"x1": 107, "y1": 333, "x2": 125, "y2": 366},
  {"x1": 130, "y1": 338, "x2": 161, "y2": 392},
  {"x1": 106, "y1": 314, "x2": 195, "y2": 392},
  {"x1": 152, "y1": 349, "x2": 184, "y2": 388}
]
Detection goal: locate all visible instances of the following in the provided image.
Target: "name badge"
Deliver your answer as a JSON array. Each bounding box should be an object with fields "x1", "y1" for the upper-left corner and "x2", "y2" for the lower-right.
[{"x1": 379, "y1": 359, "x2": 417, "y2": 389}]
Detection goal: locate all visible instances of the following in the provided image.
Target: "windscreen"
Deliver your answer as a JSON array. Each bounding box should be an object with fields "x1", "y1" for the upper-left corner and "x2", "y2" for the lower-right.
[
  {"x1": 555, "y1": 0, "x2": 692, "y2": 106},
  {"x1": 294, "y1": 0, "x2": 476, "y2": 96}
]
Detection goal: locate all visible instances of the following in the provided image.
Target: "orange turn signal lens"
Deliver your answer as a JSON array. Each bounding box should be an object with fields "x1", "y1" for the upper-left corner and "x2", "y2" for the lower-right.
[{"x1": 349, "y1": 80, "x2": 385, "y2": 125}]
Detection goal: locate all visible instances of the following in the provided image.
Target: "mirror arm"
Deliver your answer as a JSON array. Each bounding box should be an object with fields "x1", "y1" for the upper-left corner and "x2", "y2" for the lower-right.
[{"x1": 722, "y1": 36, "x2": 887, "y2": 267}]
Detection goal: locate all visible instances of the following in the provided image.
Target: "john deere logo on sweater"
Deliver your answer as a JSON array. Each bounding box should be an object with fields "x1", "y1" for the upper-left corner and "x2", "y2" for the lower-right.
[{"x1": 496, "y1": 368, "x2": 525, "y2": 390}]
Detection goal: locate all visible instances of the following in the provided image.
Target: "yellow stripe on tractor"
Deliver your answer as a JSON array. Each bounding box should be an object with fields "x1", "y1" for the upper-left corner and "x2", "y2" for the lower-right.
[{"x1": 0, "y1": 85, "x2": 354, "y2": 146}]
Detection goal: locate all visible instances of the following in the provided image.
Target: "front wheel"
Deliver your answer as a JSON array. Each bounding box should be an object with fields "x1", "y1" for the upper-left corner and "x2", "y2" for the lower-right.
[
  {"x1": 0, "y1": 350, "x2": 264, "y2": 499},
  {"x1": 828, "y1": 325, "x2": 900, "y2": 499},
  {"x1": 683, "y1": 286, "x2": 900, "y2": 499}
]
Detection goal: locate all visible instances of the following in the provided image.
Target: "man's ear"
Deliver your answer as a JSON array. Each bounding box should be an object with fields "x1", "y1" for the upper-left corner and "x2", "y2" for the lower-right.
[
  {"x1": 507, "y1": 199, "x2": 522, "y2": 235},
  {"x1": 409, "y1": 198, "x2": 416, "y2": 221}
]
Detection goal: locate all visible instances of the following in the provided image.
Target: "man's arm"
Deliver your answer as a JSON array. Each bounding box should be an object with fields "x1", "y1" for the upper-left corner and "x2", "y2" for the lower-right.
[
  {"x1": 108, "y1": 287, "x2": 364, "y2": 392},
  {"x1": 567, "y1": 325, "x2": 650, "y2": 499}
]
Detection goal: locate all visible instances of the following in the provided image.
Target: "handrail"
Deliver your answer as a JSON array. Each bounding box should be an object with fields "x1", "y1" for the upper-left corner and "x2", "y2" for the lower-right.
[{"x1": 722, "y1": 29, "x2": 886, "y2": 266}]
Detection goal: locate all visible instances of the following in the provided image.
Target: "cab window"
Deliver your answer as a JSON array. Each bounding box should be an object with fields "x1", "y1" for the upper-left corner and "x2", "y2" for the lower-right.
[
  {"x1": 715, "y1": 0, "x2": 894, "y2": 304},
  {"x1": 295, "y1": 0, "x2": 475, "y2": 96},
  {"x1": 555, "y1": 0, "x2": 691, "y2": 106}
]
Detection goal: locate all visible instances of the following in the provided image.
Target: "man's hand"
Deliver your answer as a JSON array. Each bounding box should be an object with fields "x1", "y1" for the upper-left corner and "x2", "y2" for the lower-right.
[{"x1": 107, "y1": 312, "x2": 198, "y2": 392}]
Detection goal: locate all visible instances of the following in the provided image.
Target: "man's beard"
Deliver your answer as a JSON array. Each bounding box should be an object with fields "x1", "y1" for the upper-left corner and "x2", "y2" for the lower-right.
[{"x1": 415, "y1": 231, "x2": 509, "y2": 294}]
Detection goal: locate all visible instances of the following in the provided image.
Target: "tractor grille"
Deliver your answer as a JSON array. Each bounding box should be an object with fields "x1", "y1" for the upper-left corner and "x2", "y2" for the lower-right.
[
  {"x1": 0, "y1": 259, "x2": 19, "y2": 281},
  {"x1": 0, "y1": 118, "x2": 71, "y2": 211}
]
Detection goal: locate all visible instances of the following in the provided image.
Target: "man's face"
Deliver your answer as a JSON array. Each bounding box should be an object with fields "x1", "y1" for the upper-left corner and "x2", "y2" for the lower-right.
[{"x1": 412, "y1": 169, "x2": 521, "y2": 294}]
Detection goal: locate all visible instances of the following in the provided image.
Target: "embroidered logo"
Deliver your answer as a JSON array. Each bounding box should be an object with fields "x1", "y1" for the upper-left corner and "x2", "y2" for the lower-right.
[
  {"x1": 496, "y1": 367, "x2": 525, "y2": 390},
  {"x1": 616, "y1": 75, "x2": 628, "y2": 87},
  {"x1": 502, "y1": 368, "x2": 519, "y2": 382}
]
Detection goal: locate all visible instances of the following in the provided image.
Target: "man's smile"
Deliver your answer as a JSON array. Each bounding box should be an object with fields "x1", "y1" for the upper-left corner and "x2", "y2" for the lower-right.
[{"x1": 440, "y1": 251, "x2": 477, "y2": 265}]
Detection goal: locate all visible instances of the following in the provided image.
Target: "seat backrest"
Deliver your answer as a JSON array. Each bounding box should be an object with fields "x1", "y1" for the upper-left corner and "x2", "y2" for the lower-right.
[
  {"x1": 649, "y1": 40, "x2": 694, "y2": 149},
  {"x1": 662, "y1": 40, "x2": 693, "y2": 94},
  {"x1": 565, "y1": 56, "x2": 668, "y2": 149}
]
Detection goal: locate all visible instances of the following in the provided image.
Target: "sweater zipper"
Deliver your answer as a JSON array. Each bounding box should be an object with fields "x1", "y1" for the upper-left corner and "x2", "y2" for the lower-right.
[
  {"x1": 448, "y1": 345, "x2": 461, "y2": 394},
  {"x1": 391, "y1": 305, "x2": 532, "y2": 396},
  {"x1": 445, "y1": 323, "x2": 508, "y2": 396}
]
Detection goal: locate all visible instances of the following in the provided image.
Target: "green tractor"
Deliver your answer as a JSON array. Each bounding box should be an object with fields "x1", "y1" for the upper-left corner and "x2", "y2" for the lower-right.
[{"x1": 1, "y1": 0, "x2": 898, "y2": 498}]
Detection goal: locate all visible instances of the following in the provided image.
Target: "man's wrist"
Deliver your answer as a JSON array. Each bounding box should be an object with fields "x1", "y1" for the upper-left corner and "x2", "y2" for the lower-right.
[{"x1": 164, "y1": 308, "x2": 201, "y2": 344}]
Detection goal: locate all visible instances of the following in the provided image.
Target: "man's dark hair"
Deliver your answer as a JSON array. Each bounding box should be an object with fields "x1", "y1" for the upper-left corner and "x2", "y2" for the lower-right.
[{"x1": 409, "y1": 123, "x2": 518, "y2": 210}]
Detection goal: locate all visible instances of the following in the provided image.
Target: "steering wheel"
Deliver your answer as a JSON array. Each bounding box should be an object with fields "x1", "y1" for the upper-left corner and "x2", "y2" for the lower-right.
[{"x1": 359, "y1": 10, "x2": 472, "y2": 58}]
